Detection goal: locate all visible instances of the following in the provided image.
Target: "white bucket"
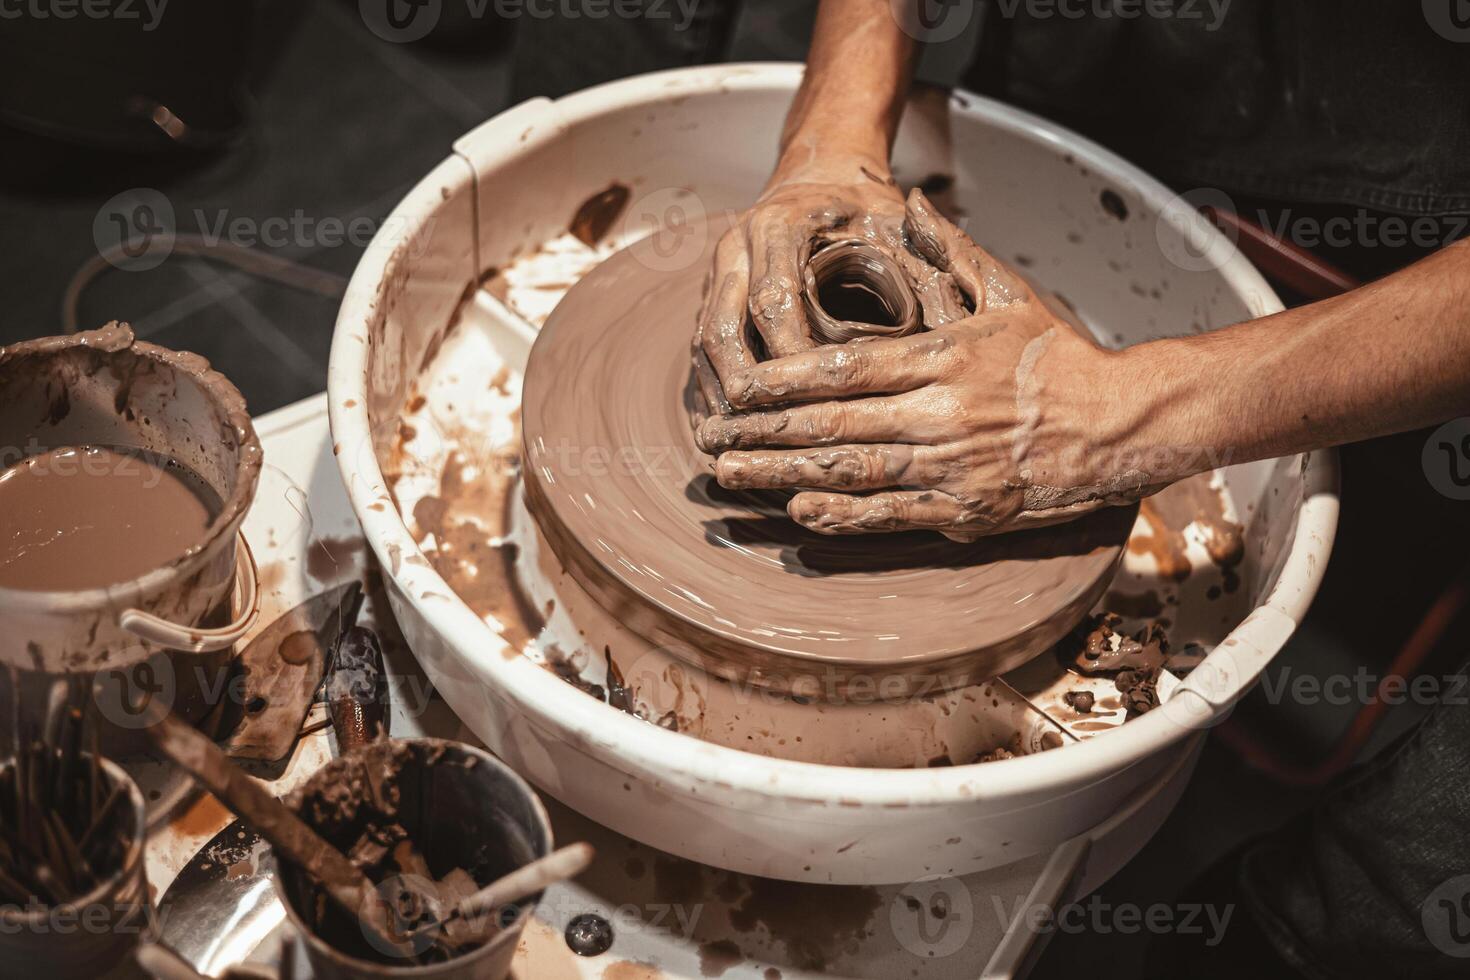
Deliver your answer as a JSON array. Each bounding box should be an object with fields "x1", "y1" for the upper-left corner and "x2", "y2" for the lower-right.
[{"x1": 327, "y1": 65, "x2": 1338, "y2": 885}]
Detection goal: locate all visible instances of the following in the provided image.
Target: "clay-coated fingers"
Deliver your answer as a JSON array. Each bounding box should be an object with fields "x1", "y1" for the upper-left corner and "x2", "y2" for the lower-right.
[
  {"x1": 747, "y1": 207, "x2": 843, "y2": 357},
  {"x1": 722, "y1": 331, "x2": 957, "y2": 409},
  {"x1": 787, "y1": 489, "x2": 968, "y2": 535},
  {"x1": 696, "y1": 390, "x2": 942, "y2": 453},
  {"x1": 690, "y1": 343, "x2": 731, "y2": 418},
  {"x1": 698, "y1": 230, "x2": 757, "y2": 394},
  {"x1": 714, "y1": 444, "x2": 924, "y2": 493},
  {"x1": 903, "y1": 189, "x2": 1031, "y2": 311}
]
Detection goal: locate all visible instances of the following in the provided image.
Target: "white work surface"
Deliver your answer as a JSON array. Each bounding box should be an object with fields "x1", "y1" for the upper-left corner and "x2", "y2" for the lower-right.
[{"x1": 142, "y1": 393, "x2": 1193, "y2": 980}]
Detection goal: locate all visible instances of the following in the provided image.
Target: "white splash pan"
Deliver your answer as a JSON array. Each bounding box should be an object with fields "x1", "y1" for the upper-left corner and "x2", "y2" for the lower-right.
[{"x1": 328, "y1": 64, "x2": 1338, "y2": 885}]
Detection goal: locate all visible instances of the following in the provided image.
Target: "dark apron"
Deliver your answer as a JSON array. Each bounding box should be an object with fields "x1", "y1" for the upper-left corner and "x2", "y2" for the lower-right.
[{"x1": 970, "y1": 0, "x2": 1470, "y2": 217}]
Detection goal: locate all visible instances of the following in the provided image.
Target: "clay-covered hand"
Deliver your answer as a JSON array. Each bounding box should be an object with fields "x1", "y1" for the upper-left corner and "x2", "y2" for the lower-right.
[
  {"x1": 694, "y1": 158, "x2": 986, "y2": 414},
  {"x1": 696, "y1": 190, "x2": 1160, "y2": 541}
]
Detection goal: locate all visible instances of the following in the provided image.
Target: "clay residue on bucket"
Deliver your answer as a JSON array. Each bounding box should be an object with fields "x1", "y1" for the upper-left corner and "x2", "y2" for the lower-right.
[
  {"x1": 0, "y1": 323, "x2": 264, "y2": 571},
  {"x1": 286, "y1": 741, "x2": 506, "y2": 966},
  {"x1": 0, "y1": 323, "x2": 262, "y2": 676}
]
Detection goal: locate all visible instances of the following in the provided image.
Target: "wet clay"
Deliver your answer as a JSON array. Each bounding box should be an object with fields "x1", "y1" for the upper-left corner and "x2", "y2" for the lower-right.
[
  {"x1": 569, "y1": 183, "x2": 631, "y2": 248},
  {"x1": 0, "y1": 446, "x2": 219, "y2": 591},
  {"x1": 522, "y1": 217, "x2": 1135, "y2": 695},
  {"x1": 1129, "y1": 474, "x2": 1244, "y2": 588}
]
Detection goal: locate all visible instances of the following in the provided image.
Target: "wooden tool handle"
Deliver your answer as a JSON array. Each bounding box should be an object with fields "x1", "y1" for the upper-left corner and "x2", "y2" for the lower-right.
[{"x1": 145, "y1": 711, "x2": 404, "y2": 955}]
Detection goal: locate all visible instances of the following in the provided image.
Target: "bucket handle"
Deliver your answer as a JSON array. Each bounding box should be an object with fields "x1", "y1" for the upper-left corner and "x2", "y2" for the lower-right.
[{"x1": 119, "y1": 533, "x2": 260, "y2": 653}]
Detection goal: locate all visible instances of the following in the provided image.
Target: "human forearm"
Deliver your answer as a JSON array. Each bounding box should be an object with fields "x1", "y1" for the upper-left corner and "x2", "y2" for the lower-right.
[
  {"x1": 776, "y1": 0, "x2": 918, "y2": 180},
  {"x1": 1121, "y1": 240, "x2": 1470, "y2": 475}
]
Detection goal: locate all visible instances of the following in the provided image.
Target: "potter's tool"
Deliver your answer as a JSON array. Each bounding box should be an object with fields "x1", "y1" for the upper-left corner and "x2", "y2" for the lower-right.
[
  {"x1": 158, "y1": 594, "x2": 390, "y2": 974},
  {"x1": 401, "y1": 842, "x2": 594, "y2": 944},
  {"x1": 522, "y1": 218, "x2": 1135, "y2": 698},
  {"x1": 221, "y1": 581, "x2": 363, "y2": 762},
  {"x1": 155, "y1": 819, "x2": 280, "y2": 975},
  {"x1": 144, "y1": 709, "x2": 407, "y2": 957},
  {"x1": 325, "y1": 589, "x2": 389, "y2": 750}
]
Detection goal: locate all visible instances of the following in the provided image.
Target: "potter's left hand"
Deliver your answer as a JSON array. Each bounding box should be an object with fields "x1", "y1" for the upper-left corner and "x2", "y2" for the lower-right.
[{"x1": 695, "y1": 197, "x2": 1165, "y2": 541}]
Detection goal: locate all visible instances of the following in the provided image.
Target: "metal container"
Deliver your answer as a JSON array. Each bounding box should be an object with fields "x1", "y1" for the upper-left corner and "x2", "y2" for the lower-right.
[
  {"x1": 327, "y1": 65, "x2": 1339, "y2": 884},
  {"x1": 276, "y1": 738, "x2": 553, "y2": 980},
  {"x1": 0, "y1": 754, "x2": 152, "y2": 980},
  {"x1": 0, "y1": 324, "x2": 262, "y2": 745}
]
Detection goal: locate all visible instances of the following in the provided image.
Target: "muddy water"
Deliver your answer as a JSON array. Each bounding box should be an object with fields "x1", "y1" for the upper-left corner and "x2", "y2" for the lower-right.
[{"x1": 0, "y1": 446, "x2": 219, "y2": 591}]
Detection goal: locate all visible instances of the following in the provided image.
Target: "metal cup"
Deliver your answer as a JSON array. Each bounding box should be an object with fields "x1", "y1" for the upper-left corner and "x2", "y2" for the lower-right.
[
  {"x1": 276, "y1": 738, "x2": 553, "y2": 980},
  {"x1": 0, "y1": 754, "x2": 153, "y2": 980}
]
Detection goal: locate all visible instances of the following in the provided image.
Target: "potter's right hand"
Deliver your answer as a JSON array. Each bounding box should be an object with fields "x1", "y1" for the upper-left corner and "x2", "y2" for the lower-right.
[{"x1": 693, "y1": 154, "x2": 920, "y2": 414}]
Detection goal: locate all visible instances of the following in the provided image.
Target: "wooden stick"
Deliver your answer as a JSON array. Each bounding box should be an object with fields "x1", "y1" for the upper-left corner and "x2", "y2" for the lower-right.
[
  {"x1": 459, "y1": 843, "x2": 594, "y2": 919},
  {"x1": 407, "y1": 842, "x2": 594, "y2": 943},
  {"x1": 144, "y1": 711, "x2": 406, "y2": 956}
]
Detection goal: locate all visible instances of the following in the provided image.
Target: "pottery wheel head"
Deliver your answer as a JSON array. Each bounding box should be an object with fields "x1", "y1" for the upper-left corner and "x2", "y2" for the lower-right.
[{"x1": 521, "y1": 217, "x2": 1134, "y2": 699}]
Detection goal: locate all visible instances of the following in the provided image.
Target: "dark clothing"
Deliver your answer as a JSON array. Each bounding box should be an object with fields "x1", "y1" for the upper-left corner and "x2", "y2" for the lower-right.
[
  {"x1": 1237, "y1": 662, "x2": 1470, "y2": 977},
  {"x1": 512, "y1": 0, "x2": 1470, "y2": 218},
  {"x1": 508, "y1": 0, "x2": 739, "y2": 103},
  {"x1": 970, "y1": 0, "x2": 1470, "y2": 217}
]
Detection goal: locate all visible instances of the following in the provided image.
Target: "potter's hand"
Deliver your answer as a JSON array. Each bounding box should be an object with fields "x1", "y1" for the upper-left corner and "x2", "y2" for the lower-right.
[
  {"x1": 695, "y1": 155, "x2": 924, "y2": 411},
  {"x1": 696, "y1": 193, "x2": 1153, "y2": 541}
]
